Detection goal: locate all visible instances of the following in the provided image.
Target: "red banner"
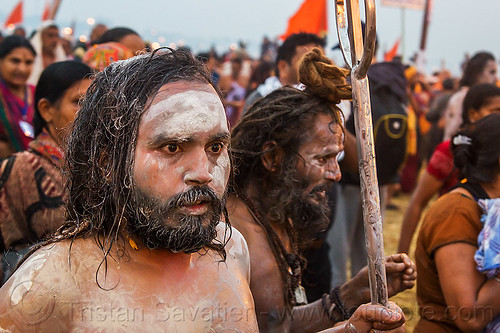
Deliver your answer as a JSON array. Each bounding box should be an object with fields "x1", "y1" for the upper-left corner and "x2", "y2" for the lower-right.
[
  {"x1": 280, "y1": 0, "x2": 327, "y2": 40},
  {"x1": 4, "y1": 0, "x2": 23, "y2": 28},
  {"x1": 42, "y1": 0, "x2": 52, "y2": 22}
]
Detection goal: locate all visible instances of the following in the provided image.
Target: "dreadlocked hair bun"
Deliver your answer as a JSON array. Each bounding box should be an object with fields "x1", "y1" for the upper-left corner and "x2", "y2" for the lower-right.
[{"x1": 298, "y1": 47, "x2": 352, "y2": 105}]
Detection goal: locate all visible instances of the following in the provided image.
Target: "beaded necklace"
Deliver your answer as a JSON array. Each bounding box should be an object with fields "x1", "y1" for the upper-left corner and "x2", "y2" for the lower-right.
[{"x1": 238, "y1": 191, "x2": 307, "y2": 307}]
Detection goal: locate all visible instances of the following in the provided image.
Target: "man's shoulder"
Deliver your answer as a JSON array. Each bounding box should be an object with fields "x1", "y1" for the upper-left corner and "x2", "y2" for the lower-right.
[
  {"x1": 1, "y1": 238, "x2": 101, "y2": 294},
  {"x1": 222, "y1": 224, "x2": 248, "y2": 259},
  {"x1": 0, "y1": 237, "x2": 120, "y2": 329},
  {"x1": 225, "y1": 197, "x2": 279, "y2": 275},
  {"x1": 216, "y1": 223, "x2": 250, "y2": 271},
  {"x1": 226, "y1": 196, "x2": 263, "y2": 240},
  {"x1": 0, "y1": 241, "x2": 75, "y2": 329}
]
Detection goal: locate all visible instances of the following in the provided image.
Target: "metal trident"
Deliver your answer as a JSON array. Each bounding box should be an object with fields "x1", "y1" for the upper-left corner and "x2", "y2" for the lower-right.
[{"x1": 335, "y1": 0, "x2": 388, "y2": 306}]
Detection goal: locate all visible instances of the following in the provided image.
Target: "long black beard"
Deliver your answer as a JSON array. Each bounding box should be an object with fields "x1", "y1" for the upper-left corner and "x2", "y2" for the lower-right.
[
  {"x1": 127, "y1": 185, "x2": 225, "y2": 253},
  {"x1": 282, "y1": 181, "x2": 331, "y2": 250},
  {"x1": 289, "y1": 185, "x2": 330, "y2": 249}
]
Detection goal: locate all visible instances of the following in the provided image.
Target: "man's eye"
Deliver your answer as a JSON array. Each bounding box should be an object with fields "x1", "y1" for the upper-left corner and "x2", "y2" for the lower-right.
[
  {"x1": 166, "y1": 144, "x2": 180, "y2": 153},
  {"x1": 209, "y1": 143, "x2": 224, "y2": 153}
]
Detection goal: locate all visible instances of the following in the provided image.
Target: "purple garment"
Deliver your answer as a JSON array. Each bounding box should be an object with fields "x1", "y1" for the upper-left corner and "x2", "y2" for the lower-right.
[{"x1": 225, "y1": 81, "x2": 245, "y2": 128}]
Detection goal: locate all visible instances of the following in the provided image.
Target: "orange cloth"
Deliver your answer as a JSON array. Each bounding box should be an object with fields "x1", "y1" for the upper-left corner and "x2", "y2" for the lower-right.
[
  {"x1": 83, "y1": 42, "x2": 133, "y2": 72},
  {"x1": 281, "y1": 0, "x2": 327, "y2": 40},
  {"x1": 384, "y1": 39, "x2": 400, "y2": 62},
  {"x1": 407, "y1": 105, "x2": 418, "y2": 155},
  {"x1": 415, "y1": 192, "x2": 482, "y2": 332}
]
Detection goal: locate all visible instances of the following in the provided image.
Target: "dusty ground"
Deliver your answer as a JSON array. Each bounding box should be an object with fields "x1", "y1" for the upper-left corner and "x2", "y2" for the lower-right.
[{"x1": 384, "y1": 192, "x2": 421, "y2": 332}]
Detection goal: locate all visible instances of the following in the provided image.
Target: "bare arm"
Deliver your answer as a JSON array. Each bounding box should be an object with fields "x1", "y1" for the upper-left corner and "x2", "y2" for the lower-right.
[
  {"x1": 291, "y1": 300, "x2": 406, "y2": 333},
  {"x1": 398, "y1": 170, "x2": 443, "y2": 253},
  {"x1": 0, "y1": 245, "x2": 68, "y2": 331},
  {"x1": 435, "y1": 243, "x2": 500, "y2": 332},
  {"x1": 291, "y1": 254, "x2": 415, "y2": 332},
  {"x1": 291, "y1": 300, "x2": 338, "y2": 332}
]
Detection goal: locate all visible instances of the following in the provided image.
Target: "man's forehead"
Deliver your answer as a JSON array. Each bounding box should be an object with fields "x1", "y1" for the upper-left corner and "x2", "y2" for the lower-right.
[
  {"x1": 141, "y1": 81, "x2": 227, "y2": 133},
  {"x1": 302, "y1": 115, "x2": 343, "y2": 146}
]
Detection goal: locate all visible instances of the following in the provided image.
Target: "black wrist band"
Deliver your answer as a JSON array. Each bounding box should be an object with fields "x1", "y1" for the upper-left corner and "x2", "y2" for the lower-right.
[
  {"x1": 322, "y1": 292, "x2": 342, "y2": 323},
  {"x1": 330, "y1": 286, "x2": 350, "y2": 320}
]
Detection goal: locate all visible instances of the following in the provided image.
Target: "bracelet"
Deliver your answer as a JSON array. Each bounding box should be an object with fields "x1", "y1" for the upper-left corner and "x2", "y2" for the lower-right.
[
  {"x1": 330, "y1": 286, "x2": 350, "y2": 320},
  {"x1": 344, "y1": 322, "x2": 357, "y2": 333},
  {"x1": 322, "y1": 293, "x2": 343, "y2": 323}
]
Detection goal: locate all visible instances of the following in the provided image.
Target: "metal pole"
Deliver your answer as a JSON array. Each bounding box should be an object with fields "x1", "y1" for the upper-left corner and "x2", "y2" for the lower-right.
[{"x1": 335, "y1": 0, "x2": 388, "y2": 306}]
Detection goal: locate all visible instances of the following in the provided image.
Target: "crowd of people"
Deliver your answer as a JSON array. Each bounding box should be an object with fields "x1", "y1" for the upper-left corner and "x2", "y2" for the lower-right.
[{"x1": 0, "y1": 20, "x2": 498, "y2": 332}]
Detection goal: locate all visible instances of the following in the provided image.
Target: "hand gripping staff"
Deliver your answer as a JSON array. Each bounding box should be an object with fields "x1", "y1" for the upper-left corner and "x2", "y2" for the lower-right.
[{"x1": 335, "y1": 0, "x2": 388, "y2": 306}]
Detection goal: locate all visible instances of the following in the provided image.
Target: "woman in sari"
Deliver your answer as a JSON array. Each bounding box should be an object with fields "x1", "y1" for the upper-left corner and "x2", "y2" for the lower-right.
[
  {"x1": 0, "y1": 61, "x2": 92, "y2": 284},
  {"x1": 0, "y1": 36, "x2": 37, "y2": 158}
]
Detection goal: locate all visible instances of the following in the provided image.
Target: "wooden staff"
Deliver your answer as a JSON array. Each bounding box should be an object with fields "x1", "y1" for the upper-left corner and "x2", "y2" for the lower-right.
[{"x1": 334, "y1": 0, "x2": 388, "y2": 306}]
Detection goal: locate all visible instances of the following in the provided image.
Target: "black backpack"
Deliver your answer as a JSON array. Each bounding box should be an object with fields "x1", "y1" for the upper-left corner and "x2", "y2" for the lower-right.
[{"x1": 342, "y1": 62, "x2": 408, "y2": 186}]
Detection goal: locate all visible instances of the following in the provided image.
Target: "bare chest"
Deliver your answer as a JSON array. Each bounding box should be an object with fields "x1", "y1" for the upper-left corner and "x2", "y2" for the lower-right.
[{"x1": 52, "y1": 256, "x2": 256, "y2": 332}]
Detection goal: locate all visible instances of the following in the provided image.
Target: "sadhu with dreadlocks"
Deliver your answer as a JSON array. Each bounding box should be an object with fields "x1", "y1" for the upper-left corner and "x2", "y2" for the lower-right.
[
  {"x1": 228, "y1": 48, "x2": 415, "y2": 332},
  {"x1": 0, "y1": 49, "x2": 259, "y2": 331}
]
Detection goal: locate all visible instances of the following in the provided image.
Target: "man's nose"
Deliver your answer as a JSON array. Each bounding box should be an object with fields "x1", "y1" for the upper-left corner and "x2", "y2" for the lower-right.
[
  {"x1": 184, "y1": 150, "x2": 213, "y2": 185},
  {"x1": 325, "y1": 160, "x2": 342, "y2": 182}
]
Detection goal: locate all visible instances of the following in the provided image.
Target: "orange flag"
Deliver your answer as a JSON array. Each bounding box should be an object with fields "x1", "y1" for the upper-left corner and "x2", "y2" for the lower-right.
[
  {"x1": 384, "y1": 38, "x2": 400, "y2": 62},
  {"x1": 42, "y1": 0, "x2": 52, "y2": 22},
  {"x1": 4, "y1": 0, "x2": 23, "y2": 28},
  {"x1": 280, "y1": 0, "x2": 327, "y2": 40}
]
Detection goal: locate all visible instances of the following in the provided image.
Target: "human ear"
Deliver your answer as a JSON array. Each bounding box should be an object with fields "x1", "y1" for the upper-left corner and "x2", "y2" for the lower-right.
[
  {"x1": 261, "y1": 141, "x2": 283, "y2": 172},
  {"x1": 37, "y1": 98, "x2": 55, "y2": 123},
  {"x1": 277, "y1": 60, "x2": 289, "y2": 82}
]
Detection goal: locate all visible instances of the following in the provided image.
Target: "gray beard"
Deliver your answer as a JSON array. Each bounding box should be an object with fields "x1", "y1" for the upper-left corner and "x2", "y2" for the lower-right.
[{"x1": 127, "y1": 185, "x2": 225, "y2": 253}]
